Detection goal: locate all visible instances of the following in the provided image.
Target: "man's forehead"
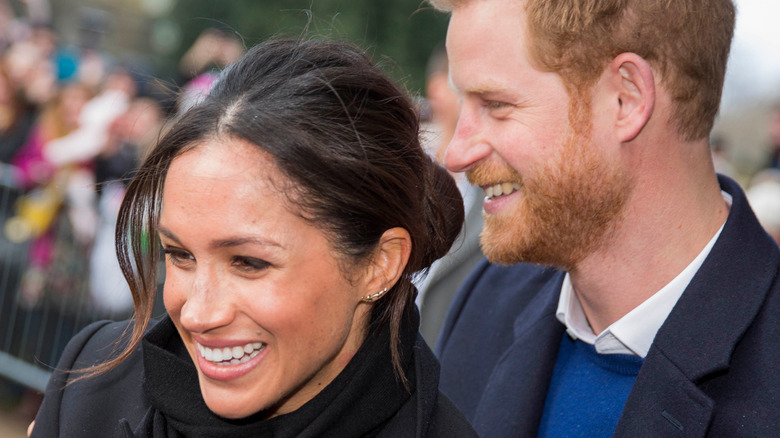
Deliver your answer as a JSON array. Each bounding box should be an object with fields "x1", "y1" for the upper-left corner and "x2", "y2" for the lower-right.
[
  {"x1": 445, "y1": 0, "x2": 537, "y2": 94},
  {"x1": 445, "y1": 0, "x2": 528, "y2": 58}
]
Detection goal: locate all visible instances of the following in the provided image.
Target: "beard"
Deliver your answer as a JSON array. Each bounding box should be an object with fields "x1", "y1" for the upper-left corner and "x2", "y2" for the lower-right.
[{"x1": 468, "y1": 128, "x2": 633, "y2": 271}]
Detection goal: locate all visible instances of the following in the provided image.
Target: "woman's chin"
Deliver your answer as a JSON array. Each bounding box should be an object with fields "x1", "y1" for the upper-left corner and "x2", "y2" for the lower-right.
[
  {"x1": 203, "y1": 395, "x2": 267, "y2": 420},
  {"x1": 197, "y1": 378, "x2": 272, "y2": 420}
]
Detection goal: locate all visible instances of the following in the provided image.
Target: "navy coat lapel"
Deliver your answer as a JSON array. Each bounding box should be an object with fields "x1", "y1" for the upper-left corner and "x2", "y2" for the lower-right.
[
  {"x1": 471, "y1": 272, "x2": 565, "y2": 437},
  {"x1": 615, "y1": 176, "x2": 779, "y2": 437}
]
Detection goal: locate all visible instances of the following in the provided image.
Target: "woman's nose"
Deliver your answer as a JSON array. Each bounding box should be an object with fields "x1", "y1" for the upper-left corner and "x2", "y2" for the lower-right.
[{"x1": 177, "y1": 268, "x2": 234, "y2": 333}]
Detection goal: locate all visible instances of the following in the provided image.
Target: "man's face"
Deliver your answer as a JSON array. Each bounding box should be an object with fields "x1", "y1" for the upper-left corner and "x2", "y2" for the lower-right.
[{"x1": 445, "y1": 0, "x2": 633, "y2": 269}]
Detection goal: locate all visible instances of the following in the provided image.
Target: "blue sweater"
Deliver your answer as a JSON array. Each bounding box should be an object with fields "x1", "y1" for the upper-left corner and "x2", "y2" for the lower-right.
[{"x1": 537, "y1": 333, "x2": 644, "y2": 437}]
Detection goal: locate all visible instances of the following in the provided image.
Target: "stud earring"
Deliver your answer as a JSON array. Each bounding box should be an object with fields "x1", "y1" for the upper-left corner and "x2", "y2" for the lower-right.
[{"x1": 363, "y1": 287, "x2": 388, "y2": 302}]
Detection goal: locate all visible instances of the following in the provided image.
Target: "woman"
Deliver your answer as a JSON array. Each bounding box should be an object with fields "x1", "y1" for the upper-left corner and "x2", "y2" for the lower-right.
[
  {"x1": 30, "y1": 39, "x2": 476, "y2": 437},
  {"x1": 0, "y1": 63, "x2": 36, "y2": 164}
]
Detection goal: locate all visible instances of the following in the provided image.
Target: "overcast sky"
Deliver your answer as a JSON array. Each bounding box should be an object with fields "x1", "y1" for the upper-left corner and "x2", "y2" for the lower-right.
[{"x1": 721, "y1": 0, "x2": 780, "y2": 113}]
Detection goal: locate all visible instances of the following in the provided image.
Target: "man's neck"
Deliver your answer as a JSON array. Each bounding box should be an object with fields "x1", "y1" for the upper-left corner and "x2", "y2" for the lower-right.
[{"x1": 568, "y1": 154, "x2": 729, "y2": 334}]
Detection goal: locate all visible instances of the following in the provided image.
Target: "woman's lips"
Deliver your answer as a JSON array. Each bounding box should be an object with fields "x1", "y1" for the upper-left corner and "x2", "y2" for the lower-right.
[
  {"x1": 198, "y1": 341, "x2": 265, "y2": 364},
  {"x1": 195, "y1": 341, "x2": 269, "y2": 381}
]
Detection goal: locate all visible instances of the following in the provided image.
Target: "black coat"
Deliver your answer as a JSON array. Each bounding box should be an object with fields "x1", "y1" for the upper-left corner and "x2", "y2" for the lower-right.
[
  {"x1": 437, "y1": 175, "x2": 780, "y2": 437},
  {"x1": 33, "y1": 314, "x2": 477, "y2": 437}
]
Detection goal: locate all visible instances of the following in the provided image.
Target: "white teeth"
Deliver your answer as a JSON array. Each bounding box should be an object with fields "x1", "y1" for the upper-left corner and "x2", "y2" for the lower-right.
[
  {"x1": 197, "y1": 341, "x2": 266, "y2": 365},
  {"x1": 216, "y1": 350, "x2": 260, "y2": 366},
  {"x1": 484, "y1": 182, "x2": 522, "y2": 200}
]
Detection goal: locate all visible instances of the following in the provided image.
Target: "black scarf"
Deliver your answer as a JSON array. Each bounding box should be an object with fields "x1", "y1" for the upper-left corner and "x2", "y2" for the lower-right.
[{"x1": 124, "y1": 310, "x2": 418, "y2": 437}]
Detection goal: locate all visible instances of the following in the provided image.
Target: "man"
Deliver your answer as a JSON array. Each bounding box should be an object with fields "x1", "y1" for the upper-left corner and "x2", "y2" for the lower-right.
[
  {"x1": 416, "y1": 45, "x2": 484, "y2": 345},
  {"x1": 430, "y1": 0, "x2": 780, "y2": 436}
]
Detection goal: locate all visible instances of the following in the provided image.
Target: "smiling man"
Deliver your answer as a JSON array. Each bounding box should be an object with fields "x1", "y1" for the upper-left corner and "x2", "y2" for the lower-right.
[{"x1": 430, "y1": 0, "x2": 780, "y2": 436}]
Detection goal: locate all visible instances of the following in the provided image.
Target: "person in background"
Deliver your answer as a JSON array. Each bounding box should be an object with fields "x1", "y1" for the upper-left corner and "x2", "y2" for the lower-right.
[
  {"x1": 176, "y1": 28, "x2": 244, "y2": 115},
  {"x1": 0, "y1": 63, "x2": 35, "y2": 165},
  {"x1": 30, "y1": 39, "x2": 477, "y2": 437},
  {"x1": 35, "y1": 68, "x2": 137, "y2": 247},
  {"x1": 429, "y1": 0, "x2": 780, "y2": 436},
  {"x1": 7, "y1": 81, "x2": 93, "y2": 306},
  {"x1": 746, "y1": 169, "x2": 780, "y2": 244},
  {"x1": 11, "y1": 82, "x2": 93, "y2": 190},
  {"x1": 416, "y1": 45, "x2": 484, "y2": 345},
  {"x1": 42, "y1": 68, "x2": 135, "y2": 168},
  {"x1": 766, "y1": 104, "x2": 780, "y2": 170},
  {"x1": 709, "y1": 135, "x2": 734, "y2": 179},
  {"x1": 88, "y1": 96, "x2": 165, "y2": 318}
]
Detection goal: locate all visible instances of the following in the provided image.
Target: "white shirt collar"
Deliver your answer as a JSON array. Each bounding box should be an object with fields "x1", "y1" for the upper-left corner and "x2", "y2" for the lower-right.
[{"x1": 556, "y1": 192, "x2": 732, "y2": 357}]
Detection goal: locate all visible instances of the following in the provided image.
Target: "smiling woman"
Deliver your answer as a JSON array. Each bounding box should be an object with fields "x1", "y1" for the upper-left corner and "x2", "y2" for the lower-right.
[{"x1": 29, "y1": 39, "x2": 476, "y2": 437}]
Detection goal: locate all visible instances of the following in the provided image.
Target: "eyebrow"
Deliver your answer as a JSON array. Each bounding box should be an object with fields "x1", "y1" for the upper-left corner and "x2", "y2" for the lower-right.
[
  {"x1": 158, "y1": 226, "x2": 284, "y2": 250},
  {"x1": 452, "y1": 83, "x2": 515, "y2": 101},
  {"x1": 211, "y1": 236, "x2": 284, "y2": 250}
]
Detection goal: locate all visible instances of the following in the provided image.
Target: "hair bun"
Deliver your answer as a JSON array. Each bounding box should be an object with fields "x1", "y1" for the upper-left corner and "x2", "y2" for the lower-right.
[{"x1": 420, "y1": 158, "x2": 465, "y2": 269}]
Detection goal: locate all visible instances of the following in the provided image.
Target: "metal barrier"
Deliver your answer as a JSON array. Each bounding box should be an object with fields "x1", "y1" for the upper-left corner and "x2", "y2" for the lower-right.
[{"x1": 0, "y1": 169, "x2": 135, "y2": 392}]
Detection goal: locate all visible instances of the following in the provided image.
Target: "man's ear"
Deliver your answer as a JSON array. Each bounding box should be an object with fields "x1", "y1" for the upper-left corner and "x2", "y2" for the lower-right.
[
  {"x1": 361, "y1": 227, "x2": 412, "y2": 301},
  {"x1": 608, "y1": 52, "x2": 655, "y2": 142}
]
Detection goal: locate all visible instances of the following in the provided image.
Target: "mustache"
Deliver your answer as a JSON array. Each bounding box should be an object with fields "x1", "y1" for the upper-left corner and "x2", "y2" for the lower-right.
[{"x1": 466, "y1": 161, "x2": 523, "y2": 187}]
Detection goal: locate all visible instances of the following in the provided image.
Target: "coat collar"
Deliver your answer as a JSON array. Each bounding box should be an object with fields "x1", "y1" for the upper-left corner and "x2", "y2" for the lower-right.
[
  {"x1": 471, "y1": 270, "x2": 566, "y2": 437},
  {"x1": 615, "y1": 175, "x2": 780, "y2": 436},
  {"x1": 469, "y1": 176, "x2": 779, "y2": 437}
]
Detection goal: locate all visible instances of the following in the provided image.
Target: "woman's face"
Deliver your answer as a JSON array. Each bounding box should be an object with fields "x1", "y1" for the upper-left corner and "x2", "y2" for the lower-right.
[{"x1": 159, "y1": 137, "x2": 372, "y2": 419}]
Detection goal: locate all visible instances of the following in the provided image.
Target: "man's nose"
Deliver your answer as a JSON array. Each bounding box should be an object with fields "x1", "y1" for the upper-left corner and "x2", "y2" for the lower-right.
[{"x1": 444, "y1": 104, "x2": 493, "y2": 173}]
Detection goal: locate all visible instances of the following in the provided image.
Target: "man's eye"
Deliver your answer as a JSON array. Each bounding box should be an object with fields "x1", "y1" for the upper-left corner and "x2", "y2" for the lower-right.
[
  {"x1": 485, "y1": 100, "x2": 510, "y2": 110},
  {"x1": 231, "y1": 256, "x2": 270, "y2": 272}
]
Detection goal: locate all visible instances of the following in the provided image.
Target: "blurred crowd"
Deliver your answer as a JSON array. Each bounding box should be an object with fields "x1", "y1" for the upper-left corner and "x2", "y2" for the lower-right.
[
  {"x1": 0, "y1": 14, "x2": 245, "y2": 320},
  {"x1": 0, "y1": 21, "x2": 160, "y2": 319},
  {"x1": 750, "y1": 107, "x2": 780, "y2": 243},
  {"x1": 0, "y1": 7, "x2": 245, "y2": 425},
  {"x1": 715, "y1": 108, "x2": 780, "y2": 244}
]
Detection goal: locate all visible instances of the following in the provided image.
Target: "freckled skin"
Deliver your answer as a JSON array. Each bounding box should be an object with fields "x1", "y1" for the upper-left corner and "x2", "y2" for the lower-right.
[{"x1": 445, "y1": 0, "x2": 633, "y2": 268}]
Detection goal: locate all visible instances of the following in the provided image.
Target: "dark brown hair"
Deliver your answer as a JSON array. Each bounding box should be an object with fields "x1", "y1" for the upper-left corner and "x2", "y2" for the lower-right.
[{"x1": 87, "y1": 39, "x2": 463, "y2": 382}]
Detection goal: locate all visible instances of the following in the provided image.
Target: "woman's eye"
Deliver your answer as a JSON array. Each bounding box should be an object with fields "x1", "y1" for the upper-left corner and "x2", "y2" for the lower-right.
[
  {"x1": 163, "y1": 248, "x2": 194, "y2": 266},
  {"x1": 231, "y1": 256, "x2": 270, "y2": 272}
]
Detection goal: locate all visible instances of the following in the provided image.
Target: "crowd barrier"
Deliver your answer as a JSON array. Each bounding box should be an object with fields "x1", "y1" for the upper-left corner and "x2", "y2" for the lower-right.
[{"x1": 0, "y1": 167, "x2": 137, "y2": 392}]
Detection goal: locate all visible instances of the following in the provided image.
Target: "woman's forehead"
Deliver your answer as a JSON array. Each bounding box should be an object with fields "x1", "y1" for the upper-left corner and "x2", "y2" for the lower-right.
[
  {"x1": 162, "y1": 140, "x2": 280, "y2": 214},
  {"x1": 172, "y1": 138, "x2": 277, "y2": 179},
  {"x1": 159, "y1": 140, "x2": 313, "y2": 247}
]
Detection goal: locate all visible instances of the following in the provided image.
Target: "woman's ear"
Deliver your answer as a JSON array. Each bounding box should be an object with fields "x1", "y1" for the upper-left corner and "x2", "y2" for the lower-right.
[
  {"x1": 607, "y1": 52, "x2": 656, "y2": 142},
  {"x1": 360, "y1": 227, "x2": 412, "y2": 301}
]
